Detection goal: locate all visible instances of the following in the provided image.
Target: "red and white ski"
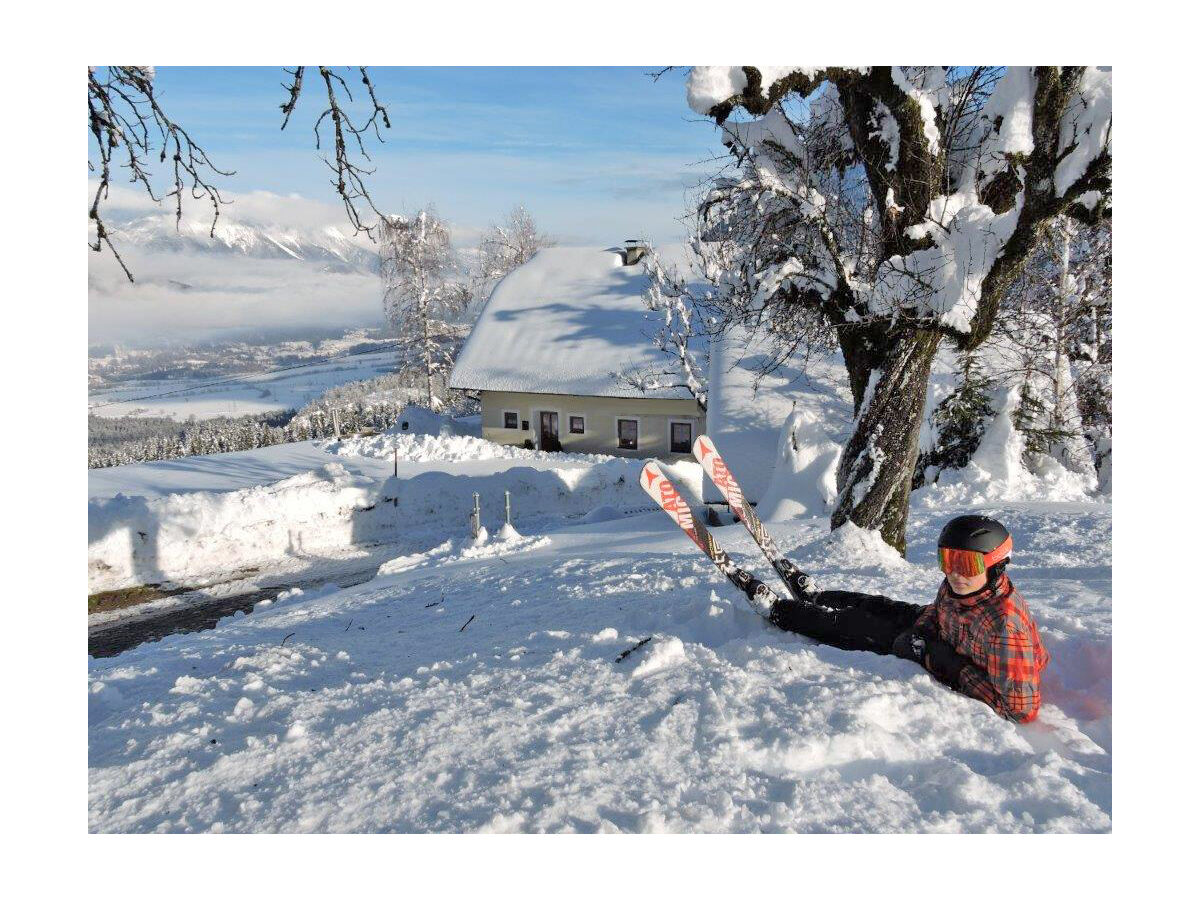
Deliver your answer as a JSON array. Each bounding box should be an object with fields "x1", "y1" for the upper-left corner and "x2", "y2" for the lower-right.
[
  {"x1": 692, "y1": 434, "x2": 813, "y2": 602},
  {"x1": 639, "y1": 461, "x2": 780, "y2": 617}
]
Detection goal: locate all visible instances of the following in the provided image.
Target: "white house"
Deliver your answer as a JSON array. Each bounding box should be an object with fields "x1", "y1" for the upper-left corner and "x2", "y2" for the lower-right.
[{"x1": 449, "y1": 243, "x2": 705, "y2": 458}]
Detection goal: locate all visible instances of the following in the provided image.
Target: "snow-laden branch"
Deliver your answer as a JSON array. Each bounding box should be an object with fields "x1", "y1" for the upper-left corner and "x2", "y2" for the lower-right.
[
  {"x1": 612, "y1": 246, "x2": 709, "y2": 410},
  {"x1": 690, "y1": 66, "x2": 1111, "y2": 344}
]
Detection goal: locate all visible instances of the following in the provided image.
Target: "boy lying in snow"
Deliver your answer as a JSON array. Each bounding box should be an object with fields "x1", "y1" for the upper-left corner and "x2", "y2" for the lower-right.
[{"x1": 751, "y1": 515, "x2": 1050, "y2": 723}]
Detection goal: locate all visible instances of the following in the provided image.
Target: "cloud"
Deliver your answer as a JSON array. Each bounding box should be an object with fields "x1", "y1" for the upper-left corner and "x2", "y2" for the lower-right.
[
  {"x1": 88, "y1": 247, "x2": 384, "y2": 345},
  {"x1": 90, "y1": 180, "x2": 363, "y2": 232}
]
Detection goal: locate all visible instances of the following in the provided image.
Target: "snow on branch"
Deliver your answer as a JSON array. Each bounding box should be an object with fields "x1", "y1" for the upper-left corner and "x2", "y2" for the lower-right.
[
  {"x1": 691, "y1": 66, "x2": 1112, "y2": 346},
  {"x1": 473, "y1": 206, "x2": 555, "y2": 299},
  {"x1": 611, "y1": 245, "x2": 709, "y2": 410}
]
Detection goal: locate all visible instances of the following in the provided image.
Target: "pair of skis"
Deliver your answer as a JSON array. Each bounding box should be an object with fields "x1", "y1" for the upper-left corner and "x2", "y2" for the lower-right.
[{"x1": 639, "y1": 435, "x2": 812, "y2": 618}]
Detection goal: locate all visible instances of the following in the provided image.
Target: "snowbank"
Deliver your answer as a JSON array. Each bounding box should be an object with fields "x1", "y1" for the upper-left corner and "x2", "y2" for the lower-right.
[
  {"x1": 703, "y1": 332, "x2": 849, "y2": 506},
  {"x1": 385, "y1": 405, "x2": 461, "y2": 437},
  {"x1": 88, "y1": 464, "x2": 378, "y2": 594},
  {"x1": 330, "y1": 431, "x2": 613, "y2": 466},
  {"x1": 89, "y1": 454, "x2": 702, "y2": 594},
  {"x1": 756, "y1": 404, "x2": 841, "y2": 521}
]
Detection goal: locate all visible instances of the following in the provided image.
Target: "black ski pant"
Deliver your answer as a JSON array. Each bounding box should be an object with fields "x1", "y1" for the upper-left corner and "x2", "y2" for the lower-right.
[{"x1": 768, "y1": 590, "x2": 925, "y2": 656}]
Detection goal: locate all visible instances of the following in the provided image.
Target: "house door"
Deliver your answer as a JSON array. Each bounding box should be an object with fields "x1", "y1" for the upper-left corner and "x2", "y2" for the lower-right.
[{"x1": 539, "y1": 412, "x2": 561, "y2": 451}]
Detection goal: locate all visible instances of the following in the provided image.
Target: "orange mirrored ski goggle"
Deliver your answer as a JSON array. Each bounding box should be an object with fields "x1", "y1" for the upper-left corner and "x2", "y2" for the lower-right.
[{"x1": 937, "y1": 535, "x2": 1012, "y2": 576}]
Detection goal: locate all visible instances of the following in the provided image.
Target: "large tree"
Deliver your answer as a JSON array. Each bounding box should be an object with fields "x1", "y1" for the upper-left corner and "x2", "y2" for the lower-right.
[{"x1": 686, "y1": 66, "x2": 1111, "y2": 553}]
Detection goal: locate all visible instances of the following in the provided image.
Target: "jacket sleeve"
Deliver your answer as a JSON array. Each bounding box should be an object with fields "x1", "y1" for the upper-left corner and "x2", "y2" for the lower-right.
[
  {"x1": 955, "y1": 622, "x2": 1042, "y2": 723},
  {"x1": 913, "y1": 602, "x2": 940, "y2": 637}
]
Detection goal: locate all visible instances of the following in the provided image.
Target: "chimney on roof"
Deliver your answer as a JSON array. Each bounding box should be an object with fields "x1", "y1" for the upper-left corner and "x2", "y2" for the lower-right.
[{"x1": 622, "y1": 239, "x2": 648, "y2": 266}]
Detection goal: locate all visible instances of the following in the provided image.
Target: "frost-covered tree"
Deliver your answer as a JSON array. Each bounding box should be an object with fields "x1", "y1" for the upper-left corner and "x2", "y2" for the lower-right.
[
  {"x1": 612, "y1": 242, "x2": 710, "y2": 410},
  {"x1": 686, "y1": 66, "x2": 1111, "y2": 553},
  {"x1": 473, "y1": 205, "x2": 555, "y2": 299},
  {"x1": 987, "y1": 215, "x2": 1111, "y2": 476},
  {"x1": 380, "y1": 208, "x2": 470, "y2": 410}
]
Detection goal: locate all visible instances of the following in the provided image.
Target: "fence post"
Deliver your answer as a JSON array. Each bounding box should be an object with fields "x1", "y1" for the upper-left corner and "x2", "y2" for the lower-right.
[
  {"x1": 393, "y1": 446, "x2": 398, "y2": 478},
  {"x1": 504, "y1": 490, "x2": 512, "y2": 527},
  {"x1": 471, "y1": 492, "x2": 481, "y2": 539}
]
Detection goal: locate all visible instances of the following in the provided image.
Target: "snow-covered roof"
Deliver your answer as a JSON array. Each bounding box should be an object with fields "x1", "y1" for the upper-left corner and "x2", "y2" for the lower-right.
[{"x1": 449, "y1": 245, "x2": 699, "y2": 399}]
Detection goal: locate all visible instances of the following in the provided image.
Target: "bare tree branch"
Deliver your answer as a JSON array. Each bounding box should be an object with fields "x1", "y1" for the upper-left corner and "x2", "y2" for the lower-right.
[
  {"x1": 88, "y1": 66, "x2": 234, "y2": 281},
  {"x1": 282, "y1": 66, "x2": 393, "y2": 239}
]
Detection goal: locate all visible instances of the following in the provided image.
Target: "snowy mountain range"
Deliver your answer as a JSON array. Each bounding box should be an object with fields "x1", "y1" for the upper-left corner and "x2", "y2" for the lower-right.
[{"x1": 105, "y1": 213, "x2": 380, "y2": 274}]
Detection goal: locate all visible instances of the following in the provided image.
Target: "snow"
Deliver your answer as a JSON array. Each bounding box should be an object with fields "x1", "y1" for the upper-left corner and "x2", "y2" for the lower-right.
[
  {"x1": 870, "y1": 100, "x2": 900, "y2": 172},
  {"x1": 89, "y1": 493, "x2": 1111, "y2": 832},
  {"x1": 702, "y1": 330, "x2": 849, "y2": 505},
  {"x1": 756, "y1": 404, "x2": 841, "y2": 521},
  {"x1": 686, "y1": 66, "x2": 748, "y2": 115},
  {"x1": 448, "y1": 244, "x2": 699, "y2": 399},
  {"x1": 914, "y1": 387, "x2": 1096, "y2": 508},
  {"x1": 331, "y1": 431, "x2": 613, "y2": 466},
  {"x1": 686, "y1": 66, "x2": 871, "y2": 116},
  {"x1": 895, "y1": 186, "x2": 1025, "y2": 334},
  {"x1": 89, "y1": 436, "x2": 703, "y2": 594},
  {"x1": 891, "y1": 67, "x2": 942, "y2": 156},
  {"x1": 1055, "y1": 67, "x2": 1112, "y2": 198},
  {"x1": 979, "y1": 66, "x2": 1036, "y2": 156},
  {"x1": 88, "y1": 353, "x2": 1111, "y2": 833}
]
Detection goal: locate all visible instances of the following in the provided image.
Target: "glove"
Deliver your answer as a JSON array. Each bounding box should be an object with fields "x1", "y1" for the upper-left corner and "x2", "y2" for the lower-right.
[
  {"x1": 891, "y1": 628, "x2": 927, "y2": 663},
  {"x1": 922, "y1": 637, "x2": 971, "y2": 684}
]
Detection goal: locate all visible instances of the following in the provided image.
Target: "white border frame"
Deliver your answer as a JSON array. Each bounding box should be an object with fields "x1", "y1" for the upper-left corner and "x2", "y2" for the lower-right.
[{"x1": 501, "y1": 408, "x2": 521, "y2": 431}]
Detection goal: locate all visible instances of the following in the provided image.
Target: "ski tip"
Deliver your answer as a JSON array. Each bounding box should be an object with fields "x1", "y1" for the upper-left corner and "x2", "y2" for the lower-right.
[
  {"x1": 692, "y1": 433, "x2": 714, "y2": 461},
  {"x1": 640, "y1": 460, "x2": 664, "y2": 493}
]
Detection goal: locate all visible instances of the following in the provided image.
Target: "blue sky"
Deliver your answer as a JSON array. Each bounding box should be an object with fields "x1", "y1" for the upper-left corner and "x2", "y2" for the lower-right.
[{"x1": 134, "y1": 67, "x2": 727, "y2": 245}]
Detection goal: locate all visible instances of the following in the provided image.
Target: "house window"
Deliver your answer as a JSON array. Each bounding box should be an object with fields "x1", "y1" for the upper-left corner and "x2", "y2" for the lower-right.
[
  {"x1": 503, "y1": 411, "x2": 519, "y2": 429},
  {"x1": 618, "y1": 418, "x2": 638, "y2": 450},
  {"x1": 670, "y1": 421, "x2": 693, "y2": 454},
  {"x1": 569, "y1": 415, "x2": 585, "y2": 434}
]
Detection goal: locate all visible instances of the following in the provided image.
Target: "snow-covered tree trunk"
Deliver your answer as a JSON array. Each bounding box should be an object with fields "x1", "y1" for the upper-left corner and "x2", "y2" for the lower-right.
[{"x1": 834, "y1": 327, "x2": 940, "y2": 553}]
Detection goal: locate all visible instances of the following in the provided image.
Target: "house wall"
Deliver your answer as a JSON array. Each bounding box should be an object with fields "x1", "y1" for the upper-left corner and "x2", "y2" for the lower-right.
[{"x1": 479, "y1": 390, "x2": 705, "y2": 458}]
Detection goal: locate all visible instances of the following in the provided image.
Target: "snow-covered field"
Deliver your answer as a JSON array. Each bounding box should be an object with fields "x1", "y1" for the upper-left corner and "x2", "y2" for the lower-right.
[
  {"x1": 88, "y1": 426, "x2": 1111, "y2": 832},
  {"x1": 88, "y1": 346, "x2": 400, "y2": 421}
]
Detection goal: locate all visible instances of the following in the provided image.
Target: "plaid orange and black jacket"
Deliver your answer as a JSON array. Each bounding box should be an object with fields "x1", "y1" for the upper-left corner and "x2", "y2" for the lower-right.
[{"x1": 914, "y1": 575, "x2": 1050, "y2": 723}]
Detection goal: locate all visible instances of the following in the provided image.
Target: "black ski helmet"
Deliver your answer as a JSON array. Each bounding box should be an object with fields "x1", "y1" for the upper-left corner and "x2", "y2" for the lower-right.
[
  {"x1": 938, "y1": 514, "x2": 1013, "y2": 587},
  {"x1": 938, "y1": 514, "x2": 1011, "y2": 555}
]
